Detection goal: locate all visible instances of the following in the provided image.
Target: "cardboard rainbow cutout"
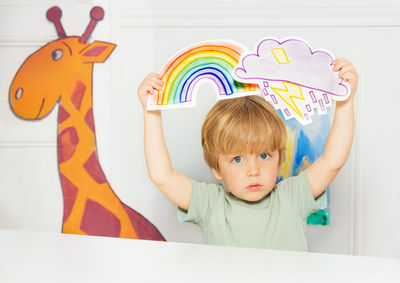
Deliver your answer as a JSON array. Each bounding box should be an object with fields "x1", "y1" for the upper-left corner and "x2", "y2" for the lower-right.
[
  {"x1": 234, "y1": 37, "x2": 351, "y2": 125},
  {"x1": 147, "y1": 41, "x2": 258, "y2": 110}
]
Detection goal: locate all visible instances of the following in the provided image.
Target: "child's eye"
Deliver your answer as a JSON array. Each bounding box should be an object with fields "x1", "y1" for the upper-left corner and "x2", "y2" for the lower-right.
[
  {"x1": 232, "y1": 156, "x2": 243, "y2": 163},
  {"x1": 259, "y1": 153, "x2": 270, "y2": 160}
]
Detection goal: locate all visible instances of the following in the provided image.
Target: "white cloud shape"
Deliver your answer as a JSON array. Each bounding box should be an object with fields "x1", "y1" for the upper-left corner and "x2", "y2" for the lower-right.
[{"x1": 234, "y1": 37, "x2": 350, "y2": 98}]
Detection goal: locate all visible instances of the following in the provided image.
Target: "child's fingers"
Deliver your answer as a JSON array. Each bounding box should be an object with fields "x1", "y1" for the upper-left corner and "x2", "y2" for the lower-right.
[
  {"x1": 139, "y1": 85, "x2": 155, "y2": 96},
  {"x1": 147, "y1": 77, "x2": 164, "y2": 89},
  {"x1": 341, "y1": 73, "x2": 358, "y2": 95},
  {"x1": 341, "y1": 71, "x2": 355, "y2": 82},
  {"x1": 142, "y1": 81, "x2": 162, "y2": 92},
  {"x1": 333, "y1": 59, "x2": 358, "y2": 94},
  {"x1": 138, "y1": 73, "x2": 164, "y2": 101},
  {"x1": 143, "y1": 74, "x2": 164, "y2": 89},
  {"x1": 139, "y1": 78, "x2": 163, "y2": 94},
  {"x1": 332, "y1": 58, "x2": 349, "y2": 71},
  {"x1": 338, "y1": 66, "x2": 355, "y2": 79},
  {"x1": 147, "y1": 72, "x2": 163, "y2": 82}
]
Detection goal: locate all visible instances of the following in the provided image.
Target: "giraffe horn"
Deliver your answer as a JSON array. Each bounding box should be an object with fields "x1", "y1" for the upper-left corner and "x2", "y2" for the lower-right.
[
  {"x1": 79, "y1": 6, "x2": 104, "y2": 44},
  {"x1": 46, "y1": 6, "x2": 67, "y2": 38}
]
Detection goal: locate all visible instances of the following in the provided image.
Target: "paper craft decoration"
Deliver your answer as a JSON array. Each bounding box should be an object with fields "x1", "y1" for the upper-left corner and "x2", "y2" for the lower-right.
[
  {"x1": 9, "y1": 6, "x2": 165, "y2": 240},
  {"x1": 280, "y1": 111, "x2": 331, "y2": 225},
  {"x1": 234, "y1": 37, "x2": 351, "y2": 125},
  {"x1": 147, "y1": 41, "x2": 258, "y2": 110}
]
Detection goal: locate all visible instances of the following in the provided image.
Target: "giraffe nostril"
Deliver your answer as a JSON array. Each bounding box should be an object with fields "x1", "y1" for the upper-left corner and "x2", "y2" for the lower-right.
[{"x1": 15, "y1": 88, "x2": 23, "y2": 100}]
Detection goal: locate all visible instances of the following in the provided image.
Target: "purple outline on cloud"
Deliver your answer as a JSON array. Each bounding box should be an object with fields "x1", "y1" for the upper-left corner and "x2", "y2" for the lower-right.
[{"x1": 234, "y1": 38, "x2": 350, "y2": 98}]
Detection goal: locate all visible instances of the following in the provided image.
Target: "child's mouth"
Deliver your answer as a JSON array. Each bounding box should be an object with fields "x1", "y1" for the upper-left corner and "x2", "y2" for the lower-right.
[{"x1": 247, "y1": 184, "x2": 261, "y2": 191}]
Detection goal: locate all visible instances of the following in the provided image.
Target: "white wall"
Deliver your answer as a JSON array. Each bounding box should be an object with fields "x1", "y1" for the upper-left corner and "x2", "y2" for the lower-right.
[{"x1": 1, "y1": 0, "x2": 400, "y2": 258}]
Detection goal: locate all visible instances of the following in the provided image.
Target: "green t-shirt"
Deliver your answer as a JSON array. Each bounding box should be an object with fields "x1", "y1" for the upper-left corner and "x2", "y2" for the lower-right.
[{"x1": 178, "y1": 170, "x2": 327, "y2": 251}]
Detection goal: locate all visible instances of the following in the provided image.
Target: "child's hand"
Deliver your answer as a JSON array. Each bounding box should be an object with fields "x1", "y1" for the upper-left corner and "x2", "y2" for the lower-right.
[
  {"x1": 333, "y1": 58, "x2": 358, "y2": 98},
  {"x1": 138, "y1": 73, "x2": 164, "y2": 109}
]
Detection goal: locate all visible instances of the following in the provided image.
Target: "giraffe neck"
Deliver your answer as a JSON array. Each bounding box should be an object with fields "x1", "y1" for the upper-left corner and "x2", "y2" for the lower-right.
[
  {"x1": 56, "y1": 70, "x2": 108, "y2": 223},
  {"x1": 57, "y1": 75, "x2": 99, "y2": 167}
]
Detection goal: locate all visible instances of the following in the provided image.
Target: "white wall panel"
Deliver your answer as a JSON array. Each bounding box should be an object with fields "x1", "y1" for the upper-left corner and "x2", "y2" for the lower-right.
[{"x1": 0, "y1": 146, "x2": 62, "y2": 232}]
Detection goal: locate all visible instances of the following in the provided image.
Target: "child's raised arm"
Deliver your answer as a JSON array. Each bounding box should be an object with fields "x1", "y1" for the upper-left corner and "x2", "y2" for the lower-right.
[
  {"x1": 308, "y1": 58, "x2": 358, "y2": 198},
  {"x1": 138, "y1": 73, "x2": 192, "y2": 211}
]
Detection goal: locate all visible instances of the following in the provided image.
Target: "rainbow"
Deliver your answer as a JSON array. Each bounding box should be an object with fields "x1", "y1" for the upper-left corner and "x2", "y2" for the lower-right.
[{"x1": 148, "y1": 41, "x2": 258, "y2": 109}]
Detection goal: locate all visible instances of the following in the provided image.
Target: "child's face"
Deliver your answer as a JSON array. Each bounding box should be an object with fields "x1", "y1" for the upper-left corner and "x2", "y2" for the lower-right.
[{"x1": 212, "y1": 150, "x2": 280, "y2": 202}]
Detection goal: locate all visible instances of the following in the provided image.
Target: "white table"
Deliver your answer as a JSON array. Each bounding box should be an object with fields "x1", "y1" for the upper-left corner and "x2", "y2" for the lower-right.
[{"x1": 0, "y1": 229, "x2": 399, "y2": 283}]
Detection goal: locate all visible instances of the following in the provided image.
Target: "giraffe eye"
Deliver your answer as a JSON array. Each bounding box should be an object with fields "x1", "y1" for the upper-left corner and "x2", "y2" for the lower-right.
[{"x1": 52, "y1": 49, "x2": 63, "y2": 61}]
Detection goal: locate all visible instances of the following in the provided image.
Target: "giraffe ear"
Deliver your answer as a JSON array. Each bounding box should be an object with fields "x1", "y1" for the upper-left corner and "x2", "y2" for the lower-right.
[{"x1": 80, "y1": 41, "x2": 116, "y2": 63}]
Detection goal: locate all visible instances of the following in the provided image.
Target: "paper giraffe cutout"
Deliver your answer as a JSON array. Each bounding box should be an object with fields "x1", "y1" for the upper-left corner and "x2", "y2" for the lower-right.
[
  {"x1": 9, "y1": 6, "x2": 165, "y2": 240},
  {"x1": 234, "y1": 37, "x2": 351, "y2": 125}
]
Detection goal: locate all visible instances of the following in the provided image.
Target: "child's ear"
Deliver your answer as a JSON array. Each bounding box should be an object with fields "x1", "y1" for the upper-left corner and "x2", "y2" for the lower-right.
[
  {"x1": 212, "y1": 168, "x2": 223, "y2": 180},
  {"x1": 80, "y1": 41, "x2": 116, "y2": 63}
]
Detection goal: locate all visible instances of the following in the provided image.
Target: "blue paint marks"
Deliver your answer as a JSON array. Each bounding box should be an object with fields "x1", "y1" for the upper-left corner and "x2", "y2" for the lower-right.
[{"x1": 275, "y1": 107, "x2": 333, "y2": 225}]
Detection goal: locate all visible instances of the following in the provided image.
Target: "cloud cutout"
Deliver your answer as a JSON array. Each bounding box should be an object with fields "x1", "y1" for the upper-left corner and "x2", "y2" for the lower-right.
[{"x1": 234, "y1": 37, "x2": 350, "y2": 98}]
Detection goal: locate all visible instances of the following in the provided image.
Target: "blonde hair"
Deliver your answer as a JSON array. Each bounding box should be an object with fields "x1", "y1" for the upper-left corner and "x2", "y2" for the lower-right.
[{"x1": 201, "y1": 95, "x2": 286, "y2": 171}]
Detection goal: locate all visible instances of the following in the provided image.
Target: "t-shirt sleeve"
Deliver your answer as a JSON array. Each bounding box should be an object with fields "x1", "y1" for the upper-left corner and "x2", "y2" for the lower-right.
[
  {"x1": 177, "y1": 180, "x2": 222, "y2": 227},
  {"x1": 278, "y1": 169, "x2": 327, "y2": 218}
]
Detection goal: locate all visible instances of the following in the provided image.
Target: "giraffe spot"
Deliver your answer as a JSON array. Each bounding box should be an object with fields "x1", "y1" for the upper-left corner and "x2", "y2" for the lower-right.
[
  {"x1": 122, "y1": 203, "x2": 165, "y2": 241},
  {"x1": 85, "y1": 108, "x2": 95, "y2": 132},
  {"x1": 58, "y1": 127, "x2": 79, "y2": 163},
  {"x1": 60, "y1": 174, "x2": 78, "y2": 223},
  {"x1": 83, "y1": 46, "x2": 107, "y2": 57},
  {"x1": 58, "y1": 105, "x2": 70, "y2": 124},
  {"x1": 71, "y1": 80, "x2": 86, "y2": 111},
  {"x1": 83, "y1": 151, "x2": 106, "y2": 184},
  {"x1": 80, "y1": 199, "x2": 121, "y2": 237}
]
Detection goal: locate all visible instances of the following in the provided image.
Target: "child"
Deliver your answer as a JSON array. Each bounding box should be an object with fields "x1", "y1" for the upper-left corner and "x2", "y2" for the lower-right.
[{"x1": 138, "y1": 58, "x2": 358, "y2": 251}]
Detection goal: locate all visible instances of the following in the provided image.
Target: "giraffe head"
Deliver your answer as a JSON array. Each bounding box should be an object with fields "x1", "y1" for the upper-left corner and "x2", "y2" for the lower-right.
[{"x1": 9, "y1": 6, "x2": 116, "y2": 120}]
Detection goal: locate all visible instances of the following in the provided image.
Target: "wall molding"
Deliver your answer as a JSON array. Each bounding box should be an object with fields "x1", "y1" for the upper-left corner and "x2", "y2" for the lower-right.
[
  {"x1": 0, "y1": 140, "x2": 56, "y2": 148},
  {"x1": 0, "y1": 0, "x2": 83, "y2": 7},
  {"x1": 0, "y1": 37, "x2": 52, "y2": 47},
  {"x1": 122, "y1": 7, "x2": 400, "y2": 27}
]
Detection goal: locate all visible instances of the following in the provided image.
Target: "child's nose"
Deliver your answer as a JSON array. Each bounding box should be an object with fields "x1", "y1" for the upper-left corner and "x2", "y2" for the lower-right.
[{"x1": 247, "y1": 160, "x2": 260, "y2": 177}]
